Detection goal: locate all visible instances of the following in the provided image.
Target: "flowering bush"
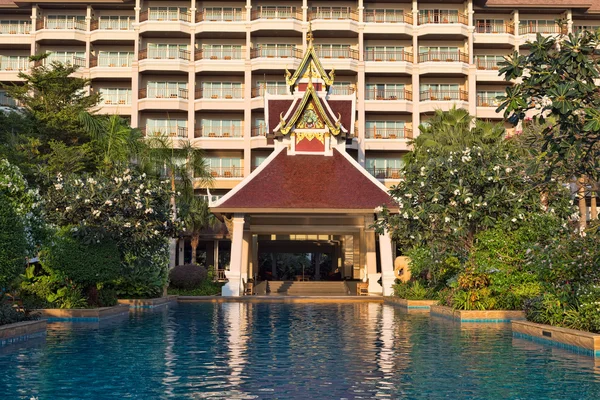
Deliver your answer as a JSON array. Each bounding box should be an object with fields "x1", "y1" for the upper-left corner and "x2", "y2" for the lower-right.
[{"x1": 43, "y1": 169, "x2": 178, "y2": 297}]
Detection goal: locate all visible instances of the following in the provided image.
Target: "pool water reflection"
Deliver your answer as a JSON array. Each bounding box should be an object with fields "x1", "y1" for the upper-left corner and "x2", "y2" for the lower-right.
[{"x1": 1, "y1": 302, "x2": 600, "y2": 399}]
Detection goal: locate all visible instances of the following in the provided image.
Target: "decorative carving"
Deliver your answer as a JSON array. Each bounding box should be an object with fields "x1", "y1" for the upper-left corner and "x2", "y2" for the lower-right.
[
  {"x1": 296, "y1": 132, "x2": 324, "y2": 144},
  {"x1": 296, "y1": 102, "x2": 325, "y2": 129},
  {"x1": 223, "y1": 215, "x2": 234, "y2": 236}
]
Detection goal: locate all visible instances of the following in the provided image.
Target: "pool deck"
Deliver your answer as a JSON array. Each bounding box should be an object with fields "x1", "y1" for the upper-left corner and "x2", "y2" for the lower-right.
[{"x1": 178, "y1": 295, "x2": 384, "y2": 303}]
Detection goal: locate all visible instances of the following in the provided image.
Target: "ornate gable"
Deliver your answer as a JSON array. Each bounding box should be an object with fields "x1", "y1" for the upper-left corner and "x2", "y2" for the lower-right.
[{"x1": 285, "y1": 26, "x2": 334, "y2": 90}]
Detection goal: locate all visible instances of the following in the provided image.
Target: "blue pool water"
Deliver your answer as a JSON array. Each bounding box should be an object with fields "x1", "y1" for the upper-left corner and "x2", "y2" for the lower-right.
[{"x1": 1, "y1": 302, "x2": 600, "y2": 399}]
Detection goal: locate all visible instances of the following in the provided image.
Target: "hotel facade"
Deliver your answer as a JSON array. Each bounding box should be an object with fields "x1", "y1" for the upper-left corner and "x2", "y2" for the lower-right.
[{"x1": 0, "y1": 0, "x2": 598, "y2": 292}]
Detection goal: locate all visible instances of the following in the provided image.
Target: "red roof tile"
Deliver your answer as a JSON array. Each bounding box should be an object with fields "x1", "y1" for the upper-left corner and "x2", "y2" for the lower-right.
[
  {"x1": 327, "y1": 99, "x2": 353, "y2": 134},
  {"x1": 214, "y1": 149, "x2": 396, "y2": 212},
  {"x1": 267, "y1": 99, "x2": 294, "y2": 135}
]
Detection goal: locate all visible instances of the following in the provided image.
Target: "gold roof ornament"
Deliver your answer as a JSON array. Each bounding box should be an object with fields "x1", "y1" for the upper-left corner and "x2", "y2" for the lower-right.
[{"x1": 285, "y1": 22, "x2": 335, "y2": 88}]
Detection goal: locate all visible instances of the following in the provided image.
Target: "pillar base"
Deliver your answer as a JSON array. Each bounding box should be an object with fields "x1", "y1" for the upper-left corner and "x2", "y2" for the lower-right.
[
  {"x1": 368, "y1": 273, "x2": 382, "y2": 294},
  {"x1": 222, "y1": 272, "x2": 241, "y2": 297}
]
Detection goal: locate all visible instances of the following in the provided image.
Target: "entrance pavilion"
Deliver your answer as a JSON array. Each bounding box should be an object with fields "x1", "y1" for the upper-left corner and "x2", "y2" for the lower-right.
[{"x1": 210, "y1": 29, "x2": 398, "y2": 296}]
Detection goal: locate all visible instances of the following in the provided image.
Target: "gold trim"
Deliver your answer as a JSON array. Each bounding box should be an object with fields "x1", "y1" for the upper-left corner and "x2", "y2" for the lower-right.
[
  {"x1": 286, "y1": 47, "x2": 334, "y2": 87},
  {"x1": 278, "y1": 85, "x2": 340, "y2": 135},
  {"x1": 296, "y1": 132, "x2": 325, "y2": 144}
]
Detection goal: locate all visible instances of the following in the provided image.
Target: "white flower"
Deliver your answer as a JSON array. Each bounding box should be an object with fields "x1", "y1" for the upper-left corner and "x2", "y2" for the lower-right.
[
  {"x1": 505, "y1": 167, "x2": 513, "y2": 173},
  {"x1": 122, "y1": 189, "x2": 130, "y2": 194},
  {"x1": 420, "y1": 166, "x2": 426, "y2": 176},
  {"x1": 145, "y1": 189, "x2": 152, "y2": 195},
  {"x1": 75, "y1": 195, "x2": 80, "y2": 200},
  {"x1": 374, "y1": 206, "x2": 383, "y2": 213},
  {"x1": 139, "y1": 184, "x2": 145, "y2": 190},
  {"x1": 487, "y1": 177, "x2": 493, "y2": 181},
  {"x1": 464, "y1": 197, "x2": 472, "y2": 204},
  {"x1": 420, "y1": 181, "x2": 425, "y2": 187},
  {"x1": 92, "y1": 209, "x2": 101, "y2": 217},
  {"x1": 65, "y1": 206, "x2": 72, "y2": 212},
  {"x1": 54, "y1": 183, "x2": 63, "y2": 190},
  {"x1": 453, "y1": 189, "x2": 460, "y2": 196},
  {"x1": 432, "y1": 197, "x2": 439, "y2": 203},
  {"x1": 87, "y1": 178, "x2": 97, "y2": 185},
  {"x1": 398, "y1": 201, "x2": 404, "y2": 209},
  {"x1": 123, "y1": 175, "x2": 132, "y2": 182},
  {"x1": 135, "y1": 201, "x2": 143, "y2": 209},
  {"x1": 141, "y1": 173, "x2": 146, "y2": 178},
  {"x1": 145, "y1": 208, "x2": 154, "y2": 214},
  {"x1": 123, "y1": 222, "x2": 131, "y2": 228},
  {"x1": 493, "y1": 166, "x2": 500, "y2": 172},
  {"x1": 403, "y1": 212, "x2": 409, "y2": 219},
  {"x1": 519, "y1": 213, "x2": 524, "y2": 219},
  {"x1": 511, "y1": 218, "x2": 517, "y2": 222},
  {"x1": 84, "y1": 199, "x2": 90, "y2": 204},
  {"x1": 413, "y1": 215, "x2": 419, "y2": 220},
  {"x1": 482, "y1": 202, "x2": 487, "y2": 206},
  {"x1": 105, "y1": 200, "x2": 113, "y2": 206},
  {"x1": 450, "y1": 200, "x2": 457, "y2": 207},
  {"x1": 153, "y1": 230, "x2": 159, "y2": 235},
  {"x1": 405, "y1": 193, "x2": 413, "y2": 199},
  {"x1": 444, "y1": 217, "x2": 451, "y2": 223}
]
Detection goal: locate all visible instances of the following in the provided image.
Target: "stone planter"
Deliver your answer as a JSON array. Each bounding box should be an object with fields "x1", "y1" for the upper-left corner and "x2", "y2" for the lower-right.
[
  {"x1": 38, "y1": 304, "x2": 130, "y2": 322},
  {"x1": 513, "y1": 320, "x2": 600, "y2": 358},
  {"x1": 118, "y1": 295, "x2": 178, "y2": 309},
  {"x1": 0, "y1": 320, "x2": 47, "y2": 347},
  {"x1": 430, "y1": 305, "x2": 525, "y2": 323},
  {"x1": 384, "y1": 297, "x2": 437, "y2": 312}
]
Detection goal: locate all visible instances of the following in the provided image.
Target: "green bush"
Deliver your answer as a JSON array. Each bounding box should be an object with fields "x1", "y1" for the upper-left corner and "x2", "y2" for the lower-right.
[
  {"x1": 169, "y1": 264, "x2": 208, "y2": 289},
  {"x1": 0, "y1": 302, "x2": 39, "y2": 326},
  {"x1": 40, "y1": 229, "x2": 122, "y2": 286},
  {"x1": 167, "y1": 280, "x2": 223, "y2": 296},
  {"x1": 0, "y1": 192, "x2": 27, "y2": 290},
  {"x1": 20, "y1": 265, "x2": 88, "y2": 309},
  {"x1": 393, "y1": 280, "x2": 435, "y2": 300}
]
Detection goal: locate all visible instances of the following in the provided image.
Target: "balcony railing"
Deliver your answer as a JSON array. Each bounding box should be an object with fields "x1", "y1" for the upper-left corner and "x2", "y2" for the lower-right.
[
  {"x1": 195, "y1": 48, "x2": 243, "y2": 61},
  {"x1": 476, "y1": 95, "x2": 502, "y2": 107},
  {"x1": 364, "y1": 10, "x2": 412, "y2": 24},
  {"x1": 365, "y1": 128, "x2": 412, "y2": 139},
  {"x1": 251, "y1": 86, "x2": 288, "y2": 97},
  {"x1": 475, "y1": 21, "x2": 514, "y2": 35},
  {"x1": 251, "y1": 124, "x2": 267, "y2": 136},
  {"x1": 308, "y1": 7, "x2": 358, "y2": 22},
  {"x1": 330, "y1": 86, "x2": 355, "y2": 95},
  {"x1": 141, "y1": 126, "x2": 188, "y2": 138},
  {"x1": 250, "y1": 46, "x2": 303, "y2": 59},
  {"x1": 139, "y1": 48, "x2": 191, "y2": 61},
  {"x1": 101, "y1": 94, "x2": 131, "y2": 105},
  {"x1": 250, "y1": 7, "x2": 302, "y2": 21},
  {"x1": 90, "y1": 55, "x2": 134, "y2": 68},
  {"x1": 195, "y1": 126, "x2": 243, "y2": 138},
  {"x1": 365, "y1": 50, "x2": 413, "y2": 62},
  {"x1": 420, "y1": 90, "x2": 468, "y2": 101},
  {"x1": 519, "y1": 23, "x2": 566, "y2": 35},
  {"x1": 36, "y1": 17, "x2": 86, "y2": 31},
  {"x1": 368, "y1": 167, "x2": 402, "y2": 180},
  {"x1": 90, "y1": 17, "x2": 133, "y2": 30},
  {"x1": 419, "y1": 51, "x2": 468, "y2": 63},
  {"x1": 39, "y1": 55, "x2": 86, "y2": 68},
  {"x1": 315, "y1": 46, "x2": 359, "y2": 60},
  {"x1": 209, "y1": 166, "x2": 244, "y2": 178},
  {"x1": 195, "y1": 88, "x2": 244, "y2": 99},
  {"x1": 0, "y1": 92, "x2": 19, "y2": 107},
  {"x1": 0, "y1": 58, "x2": 30, "y2": 71},
  {"x1": 140, "y1": 9, "x2": 191, "y2": 23},
  {"x1": 365, "y1": 88, "x2": 412, "y2": 101},
  {"x1": 197, "y1": 9, "x2": 246, "y2": 22},
  {"x1": 418, "y1": 11, "x2": 467, "y2": 25},
  {"x1": 0, "y1": 21, "x2": 32, "y2": 34},
  {"x1": 139, "y1": 87, "x2": 188, "y2": 100},
  {"x1": 475, "y1": 59, "x2": 502, "y2": 70}
]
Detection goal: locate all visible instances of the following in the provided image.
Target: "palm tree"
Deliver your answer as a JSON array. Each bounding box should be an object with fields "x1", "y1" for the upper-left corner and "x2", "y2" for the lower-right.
[{"x1": 181, "y1": 196, "x2": 215, "y2": 264}]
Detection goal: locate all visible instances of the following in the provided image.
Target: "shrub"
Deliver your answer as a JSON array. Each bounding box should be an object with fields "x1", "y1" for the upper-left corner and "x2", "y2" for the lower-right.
[
  {"x1": 20, "y1": 265, "x2": 88, "y2": 309},
  {"x1": 393, "y1": 280, "x2": 434, "y2": 300},
  {"x1": 0, "y1": 192, "x2": 27, "y2": 290},
  {"x1": 169, "y1": 264, "x2": 208, "y2": 289},
  {"x1": 167, "y1": 280, "x2": 223, "y2": 296},
  {"x1": 40, "y1": 229, "x2": 122, "y2": 287},
  {"x1": 0, "y1": 302, "x2": 39, "y2": 326}
]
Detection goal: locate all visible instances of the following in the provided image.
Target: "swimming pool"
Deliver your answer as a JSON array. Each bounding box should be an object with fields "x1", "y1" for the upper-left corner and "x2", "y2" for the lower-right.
[{"x1": 1, "y1": 302, "x2": 599, "y2": 399}]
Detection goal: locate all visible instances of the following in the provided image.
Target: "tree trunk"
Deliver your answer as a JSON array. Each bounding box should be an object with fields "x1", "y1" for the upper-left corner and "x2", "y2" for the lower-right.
[
  {"x1": 191, "y1": 234, "x2": 199, "y2": 265},
  {"x1": 578, "y1": 176, "x2": 587, "y2": 232}
]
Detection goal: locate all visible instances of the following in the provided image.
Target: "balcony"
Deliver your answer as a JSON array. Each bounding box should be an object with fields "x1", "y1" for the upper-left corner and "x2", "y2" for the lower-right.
[
  {"x1": 140, "y1": 9, "x2": 191, "y2": 23},
  {"x1": 417, "y1": 11, "x2": 467, "y2": 25},
  {"x1": 364, "y1": 10, "x2": 412, "y2": 24},
  {"x1": 139, "y1": 48, "x2": 190, "y2": 61},
  {"x1": 251, "y1": 86, "x2": 288, "y2": 97},
  {"x1": 90, "y1": 55, "x2": 133, "y2": 68},
  {"x1": 476, "y1": 21, "x2": 514, "y2": 35},
  {"x1": 0, "y1": 92, "x2": 19, "y2": 107},
  {"x1": 139, "y1": 87, "x2": 188, "y2": 100},
  {"x1": 365, "y1": 127, "x2": 412, "y2": 140},
  {"x1": 419, "y1": 50, "x2": 468, "y2": 63},
  {"x1": 420, "y1": 89, "x2": 468, "y2": 102},
  {"x1": 0, "y1": 21, "x2": 31, "y2": 35},
  {"x1": 38, "y1": 55, "x2": 86, "y2": 68},
  {"x1": 90, "y1": 17, "x2": 133, "y2": 30},
  {"x1": 209, "y1": 166, "x2": 244, "y2": 178},
  {"x1": 417, "y1": 11, "x2": 468, "y2": 37},
  {"x1": 251, "y1": 124, "x2": 267, "y2": 137},
  {"x1": 365, "y1": 88, "x2": 412, "y2": 101},
  {"x1": 316, "y1": 46, "x2": 359, "y2": 60},
  {"x1": 250, "y1": 7, "x2": 302, "y2": 21},
  {"x1": 476, "y1": 95, "x2": 502, "y2": 107},
  {"x1": 250, "y1": 47, "x2": 302, "y2": 59},
  {"x1": 36, "y1": 17, "x2": 86, "y2": 31},
  {"x1": 308, "y1": 7, "x2": 358, "y2": 21},
  {"x1": 364, "y1": 50, "x2": 413, "y2": 73},
  {"x1": 197, "y1": 9, "x2": 246, "y2": 22},
  {"x1": 195, "y1": 48, "x2": 243, "y2": 61},
  {"x1": 195, "y1": 87, "x2": 243, "y2": 100},
  {"x1": 0, "y1": 58, "x2": 30, "y2": 72},
  {"x1": 419, "y1": 51, "x2": 469, "y2": 74},
  {"x1": 368, "y1": 167, "x2": 402, "y2": 180},
  {"x1": 365, "y1": 50, "x2": 413, "y2": 62},
  {"x1": 365, "y1": 88, "x2": 412, "y2": 112},
  {"x1": 141, "y1": 126, "x2": 188, "y2": 138},
  {"x1": 195, "y1": 126, "x2": 243, "y2": 138},
  {"x1": 194, "y1": 87, "x2": 244, "y2": 110},
  {"x1": 519, "y1": 24, "x2": 565, "y2": 36},
  {"x1": 100, "y1": 95, "x2": 131, "y2": 106},
  {"x1": 330, "y1": 86, "x2": 355, "y2": 96}
]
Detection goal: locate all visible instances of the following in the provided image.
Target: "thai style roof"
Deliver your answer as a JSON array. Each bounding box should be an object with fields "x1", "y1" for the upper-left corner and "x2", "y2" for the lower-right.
[{"x1": 211, "y1": 148, "x2": 397, "y2": 213}]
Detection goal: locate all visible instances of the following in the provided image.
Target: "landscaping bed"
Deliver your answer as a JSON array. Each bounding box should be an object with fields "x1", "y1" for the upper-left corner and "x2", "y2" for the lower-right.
[
  {"x1": 38, "y1": 304, "x2": 129, "y2": 322},
  {"x1": 512, "y1": 320, "x2": 600, "y2": 358},
  {"x1": 0, "y1": 319, "x2": 47, "y2": 346},
  {"x1": 431, "y1": 305, "x2": 525, "y2": 323},
  {"x1": 385, "y1": 297, "x2": 437, "y2": 311}
]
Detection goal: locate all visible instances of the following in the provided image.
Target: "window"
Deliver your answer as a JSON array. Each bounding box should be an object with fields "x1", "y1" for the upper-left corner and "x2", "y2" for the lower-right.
[
  {"x1": 253, "y1": 118, "x2": 266, "y2": 136},
  {"x1": 420, "y1": 83, "x2": 461, "y2": 100},
  {"x1": 46, "y1": 15, "x2": 85, "y2": 30},
  {"x1": 148, "y1": 7, "x2": 188, "y2": 21},
  {"x1": 147, "y1": 81, "x2": 188, "y2": 99},
  {"x1": 201, "y1": 82, "x2": 243, "y2": 99},
  {"x1": 147, "y1": 43, "x2": 188, "y2": 59},
  {"x1": 477, "y1": 90, "x2": 505, "y2": 107},
  {"x1": 99, "y1": 88, "x2": 131, "y2": 105},
  {"x1": 254, "y1": 155, "x2": 268, "y2": 168},
  {"x1": 206, "y1": 157, "x2": 243, "y2": 177},
  {"x1": 98, "y1": 16, "x2": 133, "y2": 30},
  {"x1": 0, "y1": 20, "x2": 31, "y2": 34},
  {"x1": 256, "y1": 44, "x2": 296, "y2": 57},
  {"x1": 365, "y1": 83, "x2": 405, "y2": 100},
  {"x1": 203, "y1": 7, "x2": 244, "y2": 21},
  {"x1": 0, "y1": 55, "x2": 29, "y2": 71},
  {"x1": 316, "y1": 44, "x2": 352, "y2": 58},
  {"x1": 202, "y1": 44, "x2": 243, "y2": 59},
  {"x1": 365, "y1": 46, "x2": 405, "y2": 61},
  {"x1": 476, "y1": 19, "x2": 507, "y2": 33},
  {"x1": 365, "y1": 121, "x2": 406, "y2": 139},
  {"x1": 475, "y1": 55, "x2": 505, "y2": 70},
  {"x1": 330, "y1": 81, "x2": 353, "y2": 95},
  {"x1": 521, "y1": 20, "x2": 558, "y2": 34},
  {"x1": 0, "y1": 90, "x2": 17, "y2": 107},
  {"x1": 256, "y1": 6, "x2": 297, "y2": 19},
  {"x1": 419, "y1": 9, "x2": 459, "y2": 24},
  {"x1": 46, "y1": 51, "x2": 86, "y2": 67},
  {"x1": 365, "y1": 9, "x2": 406, "y2": 23},
  {"x1": 97, "y1": 51, "x2": 134, "y2": 67},
  {"x1": 201, "y1": 119, "x2": 242, "y2": 137},
  {"x1": 255, "y1": 81, "x2": 287, "y2": 96},
  {"x1": 146, "y1": 118, "x2": 187, "y2": 137},
  {"x1": 366, "y1": 157, "x2": 404, "y2": 179}
]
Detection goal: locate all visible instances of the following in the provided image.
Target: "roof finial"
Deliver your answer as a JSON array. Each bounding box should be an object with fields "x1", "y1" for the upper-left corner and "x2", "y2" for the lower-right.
[
  {"x1": 307, "y1": 60, "x2": 313, "y2": 89},
  {"x1": 307, "y1": 22, "x2": 314, "y2": 48}
]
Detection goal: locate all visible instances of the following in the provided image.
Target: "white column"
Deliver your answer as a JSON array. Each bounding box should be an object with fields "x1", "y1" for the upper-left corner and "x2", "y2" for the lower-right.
[
  {"x1": 222, "y1": 214, "x2": 245, "y2": 296},
  {"x1": 366, "y1": 230, "x2": 381, "y2": 294},
  {"x1": 379, "y1": 229, "x2": 395, "y2": 296},
  {"x1": 241, "y1": 231, "x2": 251, "y2": 290}
]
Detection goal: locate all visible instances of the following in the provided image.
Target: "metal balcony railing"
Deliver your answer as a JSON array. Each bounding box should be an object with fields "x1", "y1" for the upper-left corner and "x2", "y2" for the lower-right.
[
  {"x1": 364, "y1": 50, "x2": 413, "y2": 62},
  {"x1": 476, "y1": 95, "x2": 502, "y2": 107},
  {"x1": 0, "y1": 21, "x2": 32, "y2": 34},
  {"x1": 140, "y1": 9, "x2": 191, "y2": 23},
  {"x1": 315, "y1": 46, "x2": 359, "y2": 60},
  {"x1": 475, "y1": 21, "x2": 515, "y2": 35},
  {"x1": 418, "y1": 11, "x2": 467, "y2": 25},
  {"x1": 138, "y1": 48, "x2": 191, "y2": 61},
  {"x1": 364, "y1": 10, "x2": 412, "y2": 24},
  {"x1": 90, "y1": 17, "x2": 133, "y2": 30},
  {"x1": 0, "y1": 58, "x2": 30, "y2": 71},
  {"x1": 251, "y1": 7, "x2": 302, "y2": 21},
  {"x1": 141, "y1": 126, "x2": 188, "y2": 138},
  {"x1": 139, "y1": 87, "x2": 188, "y2": 100},
  {"x1": 36, "y1": 17, "x2": 86, "y2": 31},
  {"x1": 38, "y1": 55, "x2": 86, "y2": 68},
  {"x1": 250, "y1": 46, "x2": 303, "y2": 59},
  {"x1": 308, "y1": 7, "x2": 358, "y2": 21},
  {"x1": 195, "y1": 126, "x2": 243, "y2": 138},
  {"x1": 197, "y1": 9, "x2": 246, "y2": 22},
  {"x1": 251, "y1": 86, "x2": 288, "y2": 97},
  {"x1": 330, "y1": 86, "x2": 355, "y2": 95},
  {"x1": 420, "y1": 90, "x2": 468, "y2": 101},
  {"x1": 101, "y1": 94, "x2": 131, "y2": 105},
  {"x1": 519, "y1": 23, "x2": 566, "y2": 35},
  {"x1": 251, "y1": 124, "x2": 267, "y2": 136},
  {"x1": 195, "y1": 48, "x2": 243, "y2": 61},
  {"x1": 368, "y1": 167, "x2": 402, "y2": 180},
  {"x1": 475, "y1": 59, "x2": 503, "y2": 70},
  {"x1": 419, "y1": 50, "x2": 468, "y2": 63},
  {"x1": 209, "y1": 166, "x2": 244, "y2": 178},
  {"x1": 365, "y1": 89, "x2": 412, "y2": 101},
  {"x1": 90, "y1": 55, "x2": 134, "y2": 68},
  {"x1": 365, "y1": 128, "x2": 412, "y2": 139},
  {"x1": 195, "y1": 87, "x2": 244, "y2": 99}
]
